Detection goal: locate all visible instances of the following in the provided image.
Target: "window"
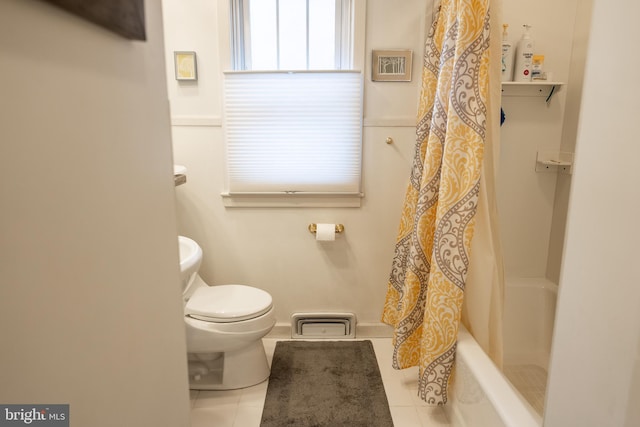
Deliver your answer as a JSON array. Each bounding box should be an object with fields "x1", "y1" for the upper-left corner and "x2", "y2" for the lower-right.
[
  {"x1": 223, "y1": 0, "x2": 364, "y2": 206},
  {"x1": 231, "y1": 0, "x2": 352, "y2": 71}
]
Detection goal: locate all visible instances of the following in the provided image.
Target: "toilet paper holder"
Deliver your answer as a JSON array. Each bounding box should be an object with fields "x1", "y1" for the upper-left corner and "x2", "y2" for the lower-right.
[{"x1": 308, "y1": 224, "x2": 345, "y2": 234}]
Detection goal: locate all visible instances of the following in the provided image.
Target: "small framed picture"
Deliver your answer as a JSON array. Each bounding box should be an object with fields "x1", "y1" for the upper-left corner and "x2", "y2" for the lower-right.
[
  {"x1": 372, "y1": 49, "x2": 413, "y2": 82},
  {"x1": 174, "y1": 51, "x2": 198, "y2": 81}
]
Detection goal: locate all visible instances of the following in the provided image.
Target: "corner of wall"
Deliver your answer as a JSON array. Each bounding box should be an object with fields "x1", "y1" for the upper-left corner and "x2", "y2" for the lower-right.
[{"x1": 545, "y1": 0, "x2": 594, "y2": 283}]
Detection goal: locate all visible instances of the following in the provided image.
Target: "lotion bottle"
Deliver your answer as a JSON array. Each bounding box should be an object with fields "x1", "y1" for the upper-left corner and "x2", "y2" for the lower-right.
[
  {"x1": 501, "y1": 24, "x2": 515, "y2": 81},
  {"x1": 514, "y1": 24, "x2": 535, "y2": 82}
]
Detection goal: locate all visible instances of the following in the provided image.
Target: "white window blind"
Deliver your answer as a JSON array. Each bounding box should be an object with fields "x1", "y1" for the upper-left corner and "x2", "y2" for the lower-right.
[{"x1": 224, "y1": 71, "x2": 363, "y2": 195}]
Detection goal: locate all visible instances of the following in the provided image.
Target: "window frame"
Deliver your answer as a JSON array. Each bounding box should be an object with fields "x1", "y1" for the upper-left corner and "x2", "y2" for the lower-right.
[
  {"x1": 218, "y1": 0, "x2": 366, "y2": 72},
  {"x1": 218, "y1": 0, "x2": 367, "y2": 208},
  {"x1": 230, "y1": 0, "x2": 353, "y2": 71}
]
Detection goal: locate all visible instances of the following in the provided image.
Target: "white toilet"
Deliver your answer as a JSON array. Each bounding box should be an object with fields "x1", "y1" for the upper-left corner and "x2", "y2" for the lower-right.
[{"x1": 178, "y1": 235, "x2": 275, "y2": 390}]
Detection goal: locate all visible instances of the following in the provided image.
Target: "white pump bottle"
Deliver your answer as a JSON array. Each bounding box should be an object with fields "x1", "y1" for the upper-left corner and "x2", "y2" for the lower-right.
[{"x1": 514, "y1": 25, "x2": 535, "y2": 82}]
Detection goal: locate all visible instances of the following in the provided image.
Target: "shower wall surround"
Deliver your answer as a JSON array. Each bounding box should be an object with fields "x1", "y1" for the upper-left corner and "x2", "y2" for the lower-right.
[{"x1": 162, "y1": 0, "x2": 580, "y2": 328}]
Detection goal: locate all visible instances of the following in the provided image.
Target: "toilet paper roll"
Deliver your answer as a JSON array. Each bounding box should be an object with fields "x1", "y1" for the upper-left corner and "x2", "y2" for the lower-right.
[{"x1": 316, "y1": 223, "x2": 336, "y2": 241}]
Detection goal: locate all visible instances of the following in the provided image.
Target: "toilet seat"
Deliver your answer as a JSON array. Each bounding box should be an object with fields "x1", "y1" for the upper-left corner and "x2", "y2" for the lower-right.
[{"x1": 185, "y1": 285, "x2": 273, "y2": 323}]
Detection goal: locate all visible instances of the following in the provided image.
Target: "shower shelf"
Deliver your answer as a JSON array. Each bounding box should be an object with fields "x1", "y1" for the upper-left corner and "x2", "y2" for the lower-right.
[
  {"x1": 536, "y1": 150, "x2": 574, "y2": 174},
  {"x1": 501, "y1": 81, "x2": 565, "y2": 101}
]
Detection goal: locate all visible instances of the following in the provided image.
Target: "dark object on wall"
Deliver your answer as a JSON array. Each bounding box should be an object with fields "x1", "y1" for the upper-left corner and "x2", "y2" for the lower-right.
[{"x1": 44, "y1": 0, "x2": 146, "y2": 40}]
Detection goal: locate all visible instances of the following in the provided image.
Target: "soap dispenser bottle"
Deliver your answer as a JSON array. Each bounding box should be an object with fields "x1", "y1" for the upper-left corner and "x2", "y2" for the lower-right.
[
  {"x1": 514, "y1": 24, "x2": 535, "y2": 82},
  {"x1": 501, "y1": 24, "x2": 515, "y2": 82}
]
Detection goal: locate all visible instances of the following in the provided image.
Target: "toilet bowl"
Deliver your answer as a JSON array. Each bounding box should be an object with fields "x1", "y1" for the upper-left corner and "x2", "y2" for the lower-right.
[{"x1": 178, "y1": 236, "x2": 275, "y2": 390}]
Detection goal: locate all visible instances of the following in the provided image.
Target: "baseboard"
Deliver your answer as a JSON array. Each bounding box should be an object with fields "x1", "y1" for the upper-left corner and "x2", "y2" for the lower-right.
[
  {"x1": 266, "y1": 322, "x2": 393, "y2": 339},
  {"x1": 267, "y1": 324, "x2": 292, "y2": 339},
  {"x1": 356, "y1": 322, "x2": 394, "y2": 338}
]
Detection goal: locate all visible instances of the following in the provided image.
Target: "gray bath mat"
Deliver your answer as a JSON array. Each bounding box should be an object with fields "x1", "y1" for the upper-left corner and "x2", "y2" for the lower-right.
[{"x1": 260, "y1": 340, "x2": 394, "y2": 427}]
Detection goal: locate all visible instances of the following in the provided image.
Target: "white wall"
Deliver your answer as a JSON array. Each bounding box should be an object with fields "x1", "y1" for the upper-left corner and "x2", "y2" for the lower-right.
[
  {"x1": 163, "y1": 0, "x2": 427, "y2": 327},
  {"x1": 546, "y1": 0, "x2": 593, "y2": 283},
  {"x1": 544, "y1": 0, "x2": 640, "y2": 425},
  {"x1": 499, "y1": 0, "x2": 579, "y2": 279},
  {"x1": 0, "y1": 1, "x2": 190, "y2": 426},
  {"x1": 162, "y1": 0, "x2": 582, "y2": 326}
]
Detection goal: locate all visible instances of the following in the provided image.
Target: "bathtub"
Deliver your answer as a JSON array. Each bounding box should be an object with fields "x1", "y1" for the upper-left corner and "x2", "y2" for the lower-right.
[{"x1": 445, "y1": 278, "x2": 558, "y2": 427}]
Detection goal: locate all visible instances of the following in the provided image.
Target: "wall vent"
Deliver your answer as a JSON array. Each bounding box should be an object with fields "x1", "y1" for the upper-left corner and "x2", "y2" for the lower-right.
[{"x1": 291, "y1": 312, "x2": 356, "y2": 339}]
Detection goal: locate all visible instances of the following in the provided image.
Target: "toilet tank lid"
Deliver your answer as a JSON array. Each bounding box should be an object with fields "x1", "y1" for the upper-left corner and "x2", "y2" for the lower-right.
[{"x1": 185, "y1": 284, "x2": 273, "y2": 322}]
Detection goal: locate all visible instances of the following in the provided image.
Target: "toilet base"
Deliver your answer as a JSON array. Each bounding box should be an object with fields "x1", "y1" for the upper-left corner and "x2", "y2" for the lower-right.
[{"x1": 188, "y1": 340, "x2": 270, "y2": 390}]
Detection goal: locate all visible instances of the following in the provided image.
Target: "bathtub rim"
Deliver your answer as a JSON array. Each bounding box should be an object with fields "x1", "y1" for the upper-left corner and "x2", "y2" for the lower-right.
[{"x1": 455, "y1": 324, "x2": 542, "y2": 427}]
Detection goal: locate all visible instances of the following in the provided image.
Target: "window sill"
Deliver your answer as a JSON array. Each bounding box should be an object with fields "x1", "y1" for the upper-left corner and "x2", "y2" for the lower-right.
[{"x1": 221, "y1": 192, "x2": 363, "y2": 208}]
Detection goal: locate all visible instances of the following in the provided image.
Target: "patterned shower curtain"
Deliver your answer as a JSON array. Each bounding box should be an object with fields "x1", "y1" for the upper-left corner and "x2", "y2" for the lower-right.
[{"x1": 381, "y1": 0, "x2": 492, "y2": 405}]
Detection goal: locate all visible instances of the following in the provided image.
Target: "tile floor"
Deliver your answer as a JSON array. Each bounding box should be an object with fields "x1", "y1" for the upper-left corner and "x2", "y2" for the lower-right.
[{"x1": 189, "y1": 337, "x2": 451, "y2": 427}]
